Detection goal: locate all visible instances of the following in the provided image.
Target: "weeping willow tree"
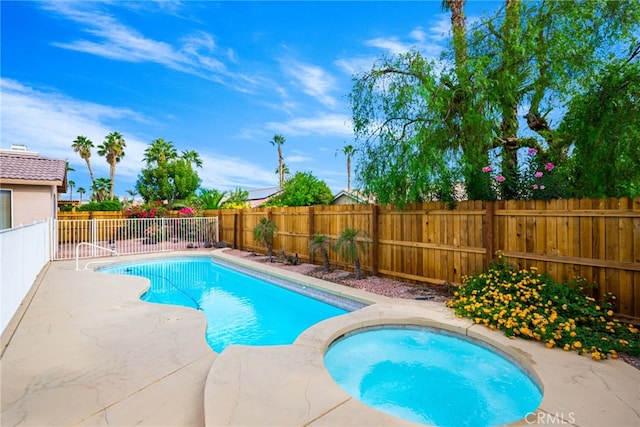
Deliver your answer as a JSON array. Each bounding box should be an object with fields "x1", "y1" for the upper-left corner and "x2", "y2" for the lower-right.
[
  {"x1": 350, "y1": 0, "x2": 640, "y2": 204},
  {"x1": 559, "y1": 56, "x2": 640, "y2": 198}
]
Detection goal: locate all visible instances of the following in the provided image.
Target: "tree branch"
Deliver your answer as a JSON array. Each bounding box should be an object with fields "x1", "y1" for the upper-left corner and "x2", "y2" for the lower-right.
[{"x1": 373, "y1": 67, "x2": 431, "y2": 87}]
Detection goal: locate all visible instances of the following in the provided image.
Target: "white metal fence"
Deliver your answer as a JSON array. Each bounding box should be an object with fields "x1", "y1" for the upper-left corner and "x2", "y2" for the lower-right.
[
  {"x1": 54, "y1": 217, "x2": 219, "y2": 260},
  {"x1": 1, "y1": 220, "x2": 51, "y2": 334}
]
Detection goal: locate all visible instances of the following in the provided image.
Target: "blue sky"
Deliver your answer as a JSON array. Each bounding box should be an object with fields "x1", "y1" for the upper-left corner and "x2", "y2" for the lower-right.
[{"x1": 1, "y1": 1, "x2": 498, "y2": 198}]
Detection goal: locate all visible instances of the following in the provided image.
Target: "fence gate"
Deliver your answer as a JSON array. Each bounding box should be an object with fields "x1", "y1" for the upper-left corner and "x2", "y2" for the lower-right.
[{"x1": 54, "y1": 217, "x2": 219, "y2": 260}]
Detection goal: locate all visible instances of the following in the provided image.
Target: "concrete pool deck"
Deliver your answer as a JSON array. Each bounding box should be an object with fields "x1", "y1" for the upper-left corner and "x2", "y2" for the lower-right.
[{"x1": 1, "y1": 249, "x2": 638, "y2": 426}]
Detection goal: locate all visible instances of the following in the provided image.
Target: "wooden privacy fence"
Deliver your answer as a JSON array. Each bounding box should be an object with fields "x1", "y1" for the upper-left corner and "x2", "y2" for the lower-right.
[
  {"x1": 208, "y1": 197, "x2": 640, "y2": 320},
  {"x1": 57, "y1": 198, "x2": 639, "y2": 319}
]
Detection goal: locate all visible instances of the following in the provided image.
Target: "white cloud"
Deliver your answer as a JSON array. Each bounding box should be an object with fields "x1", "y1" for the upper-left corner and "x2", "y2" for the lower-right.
[
  {"x1": 0, "y1": 79, "x2": 147, "y2": 182},
  {"x1": 198, "y1": 153, "x2": 276, "y2": 190},
  {"x1": 409, "y1": 27, "x2": 427, "y2": 43},
  {"x1": 365, "y1": 37, "x2": 411, "y2": 56},
  {"x1": 364, "y1": 16, "x2": 451, "y2": 60},
  {"x1": 335, "y1": 56, "x2": 378, "y2": 77},
  {"x1": 0, "y1": 78, "x2": 276, "y2": 193},
  {"x1": 286, "y1": 151, "x2": 313, "y2": 164},
  {"x1": 265, "y1": 113, "x2": 353, "y2": 137},
  {"x1": 39, "y1": 2, "x2": 252, "y2": 87},
  {"x1": 284, "y1": 60, "x2": 338, "y2": 108},
  {"x1": 428, "y1": 14, "x2": 453, "y2": 41}
]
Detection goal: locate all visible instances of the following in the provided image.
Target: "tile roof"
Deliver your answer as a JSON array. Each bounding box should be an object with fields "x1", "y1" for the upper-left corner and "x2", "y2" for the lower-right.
[{"x1": 0, "y1": 153, "x2": 67, "y2": 183}]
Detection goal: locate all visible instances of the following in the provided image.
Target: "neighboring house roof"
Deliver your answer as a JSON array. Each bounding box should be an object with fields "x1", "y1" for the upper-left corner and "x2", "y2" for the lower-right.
[
  {"x1": 331, "y1": 189, "x2": 375, "y2": 205},
  {"x1": 247, "y1": 187, "x2": 283, "y2": 208},
  {"x1": 220, "y1": 187, "x2": 283, "y2": 208},
  {"x1": 247, "y1": 187, "x2": 282, "y2": 201},
  {"x1": 0, "y1": 152, "x2": 67, "y2": 190}
]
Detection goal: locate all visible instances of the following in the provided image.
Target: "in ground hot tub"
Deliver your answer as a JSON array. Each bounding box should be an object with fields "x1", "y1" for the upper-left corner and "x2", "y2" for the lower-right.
[{"x1": 324, "y1": 325, "x2": 542, "y2": 426}]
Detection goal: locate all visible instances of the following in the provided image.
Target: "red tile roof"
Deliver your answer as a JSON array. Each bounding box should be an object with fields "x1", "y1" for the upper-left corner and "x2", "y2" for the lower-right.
[{"x1": 0, "y1": 153, "x2": 67, "y2": 183}]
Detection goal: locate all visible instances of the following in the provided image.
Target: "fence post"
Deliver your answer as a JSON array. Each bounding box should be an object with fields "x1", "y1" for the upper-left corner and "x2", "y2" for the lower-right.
[
  {"x1": 484, "y1": 200, "x2": 495, "y2": 268},
  {"x1": 371, "y1": 204, "x2": 379, "y2": 276},
  {"x1": 308, "y1": 206, "x2": 315, "y2": 264},
  {"x1": 237, "y1": 209, "x2": 244, "y2": 250},
  {"x1": 49, "y1": 217, "x2": 55, "y2": 261},
  {"x1": 91, "y1": 218, "x2": 97, "y2": 257},
  {"x1": 233, "y1": 212, "x2": 239, "y2": 249}
]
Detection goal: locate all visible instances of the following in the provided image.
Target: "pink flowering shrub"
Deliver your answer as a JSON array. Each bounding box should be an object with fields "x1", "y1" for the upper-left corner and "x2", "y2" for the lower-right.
[
  {"x1": 177, "y1": 206, "x2": 201, "y2": 217},
  {"x1": 124, "y1": 201, "x2": 167, "y2": 218},
  {"x1": 480, "y1": 148, "x2": 565, "y2": 200}
]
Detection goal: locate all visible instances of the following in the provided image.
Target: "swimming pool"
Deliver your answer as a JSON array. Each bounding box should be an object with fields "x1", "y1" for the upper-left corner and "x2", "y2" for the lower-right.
[
  {"x1": 100, "y1": 257, "x2": 362, "y2": 352},
  {"x1": 324, "y1": 326, "x2": 542, "y2": 426}
]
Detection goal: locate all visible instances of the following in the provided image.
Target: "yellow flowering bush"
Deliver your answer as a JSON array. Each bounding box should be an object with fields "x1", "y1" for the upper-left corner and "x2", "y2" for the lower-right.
[{"x1": 447, "y1": 252, "x2": 639, "y2": 360}]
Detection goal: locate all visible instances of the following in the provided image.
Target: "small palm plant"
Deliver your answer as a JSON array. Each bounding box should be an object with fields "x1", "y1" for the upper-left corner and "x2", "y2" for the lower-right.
[
  {"x1": 334, "y1": 227, "x2": 366, "y2": 279},
  {"x1": 253, "y1": 217, "x2": 278, "y2": 262},
  {"x1": 309, "y1": 234, "x2": 331, "y2": 271}
]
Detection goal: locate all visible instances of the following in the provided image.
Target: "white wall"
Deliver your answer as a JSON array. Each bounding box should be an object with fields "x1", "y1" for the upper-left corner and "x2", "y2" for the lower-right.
[{"x1": 1, "y1": 220, "x2": 51, "y2": 334}]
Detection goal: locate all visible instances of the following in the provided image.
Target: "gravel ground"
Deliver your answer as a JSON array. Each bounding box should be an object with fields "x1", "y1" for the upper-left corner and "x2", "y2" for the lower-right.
[
  {"x1": 223, "y1": 249, "x2": 451, "y2": 302},
  {"x1": 222, "y1": 249, "x2": 640, "y2": 370}
]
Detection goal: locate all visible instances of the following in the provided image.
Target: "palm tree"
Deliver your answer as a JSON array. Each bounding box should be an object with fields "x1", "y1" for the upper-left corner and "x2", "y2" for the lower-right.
[
  {"x1": 97, "y1": 131, "x2": 126, "y2": 199},
  {"x1": 334, "y1": 228, "x2": 367, "y2": 279},
  {"x1": 441, "y1": 0, "x2": 468, "y2": 68},
  {"x1": 126, "y1": 189, "x2": 138, "y2": 203},
  {"x1": 144, "y1": 138, "x2": 177, "y2": 165},
  {"x1": 93, "y1": 178, "x2": 111, "y2": 202},
  {"x1": 341, "y1": 144, "x2": 356, "y2": 192},
  {"x1": 274, "y1": 163, "x2": 290, "y2": 179},
  {"x1": 68, "y1": 180, "x2": 75, "y2": 200},
  {"x1": 181, "y1": 150, "x2": 203, "y2": 169},
  {"x1": 72, "y1": 136, "x2": 96, "y2": 190},
  {"x1": 270, "y1": 134, "x2": 286, "y2": 188},
  {"x1": 77, "y1": 187, "x2": 86, "y2": 202},
  {"x1": 253, "y1": 217, "x2": 277, "y2": 262},
  {"x1": 197, "y1": 188, "x2": 227, "y2": 209},
  {"x1": 309, "y1": 234, "x2": 331, "y2": 271}
]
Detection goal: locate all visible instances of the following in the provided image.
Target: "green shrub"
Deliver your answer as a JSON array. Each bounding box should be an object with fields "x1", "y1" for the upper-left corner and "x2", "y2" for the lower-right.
[
  {"x1": 447, "y1": 252, "x2": 639, "y2": 360},
  {"x1": 76, "y1": 200, "x2": 122, "y2": 211}
]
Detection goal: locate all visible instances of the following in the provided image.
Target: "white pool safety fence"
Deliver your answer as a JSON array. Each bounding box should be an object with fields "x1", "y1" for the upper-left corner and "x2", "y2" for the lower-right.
[
  {"x1": 54, "y1": 217, "x2": 219, "y2": 260},
  {"x1": 1, "y1": 217, "x2": 219, "y2": 336}
]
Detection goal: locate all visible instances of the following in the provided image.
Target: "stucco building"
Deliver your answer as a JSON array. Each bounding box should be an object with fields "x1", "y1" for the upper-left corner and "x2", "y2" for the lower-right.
[{"x1": 0, "y1": 145, "x2": 67, "y2": 230}]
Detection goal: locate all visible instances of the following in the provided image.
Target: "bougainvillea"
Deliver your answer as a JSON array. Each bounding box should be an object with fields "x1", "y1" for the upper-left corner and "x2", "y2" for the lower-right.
[{"x1": 124, "y1": 201, "x2": 167, "y2": 218}]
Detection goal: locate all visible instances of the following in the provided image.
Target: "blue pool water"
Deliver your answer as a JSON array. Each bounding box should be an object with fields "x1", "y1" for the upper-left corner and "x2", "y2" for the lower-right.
[
  {"x1": 100, "y1": 257, "x2": 354, "y2": 352},
  {"x1": 324, "y1": 326, "x2": 542, "y2": 427}
]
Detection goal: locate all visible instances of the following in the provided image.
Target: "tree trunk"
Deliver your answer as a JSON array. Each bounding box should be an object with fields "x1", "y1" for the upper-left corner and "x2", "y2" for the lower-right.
[
  {"x1": 278, "y1": 146, "x2": 284, "y2": 187},
  {"x1": 448, "y1": 0, "x2": 468, "y2": 68},
  {"x1": 446, "y1": 0, "x2": 491, "y2": 201},
  {"x1": 322, "y1": 248, "x2": 330, "y2": 271},
  {"x1": 109, "y1": 163, "x2": 116, "y2": 199},
  {"x1": 86, "y1": 159, "x2": 96, "y2": 190},
  {"x1": 498, "y1": 0, "x2": 522, "y2": 199},
  {"x1": 347, "y1": 156, "x2": 351, "y2": 192}
]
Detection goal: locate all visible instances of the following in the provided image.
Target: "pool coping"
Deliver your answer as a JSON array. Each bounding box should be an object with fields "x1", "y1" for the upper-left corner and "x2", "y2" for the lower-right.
[
  {"x1": 207, "y1": 250, "x2": 640, "y2": 427},
  {"x1": 1, "y1": 249, "x2": 638, "y2": 426}
]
